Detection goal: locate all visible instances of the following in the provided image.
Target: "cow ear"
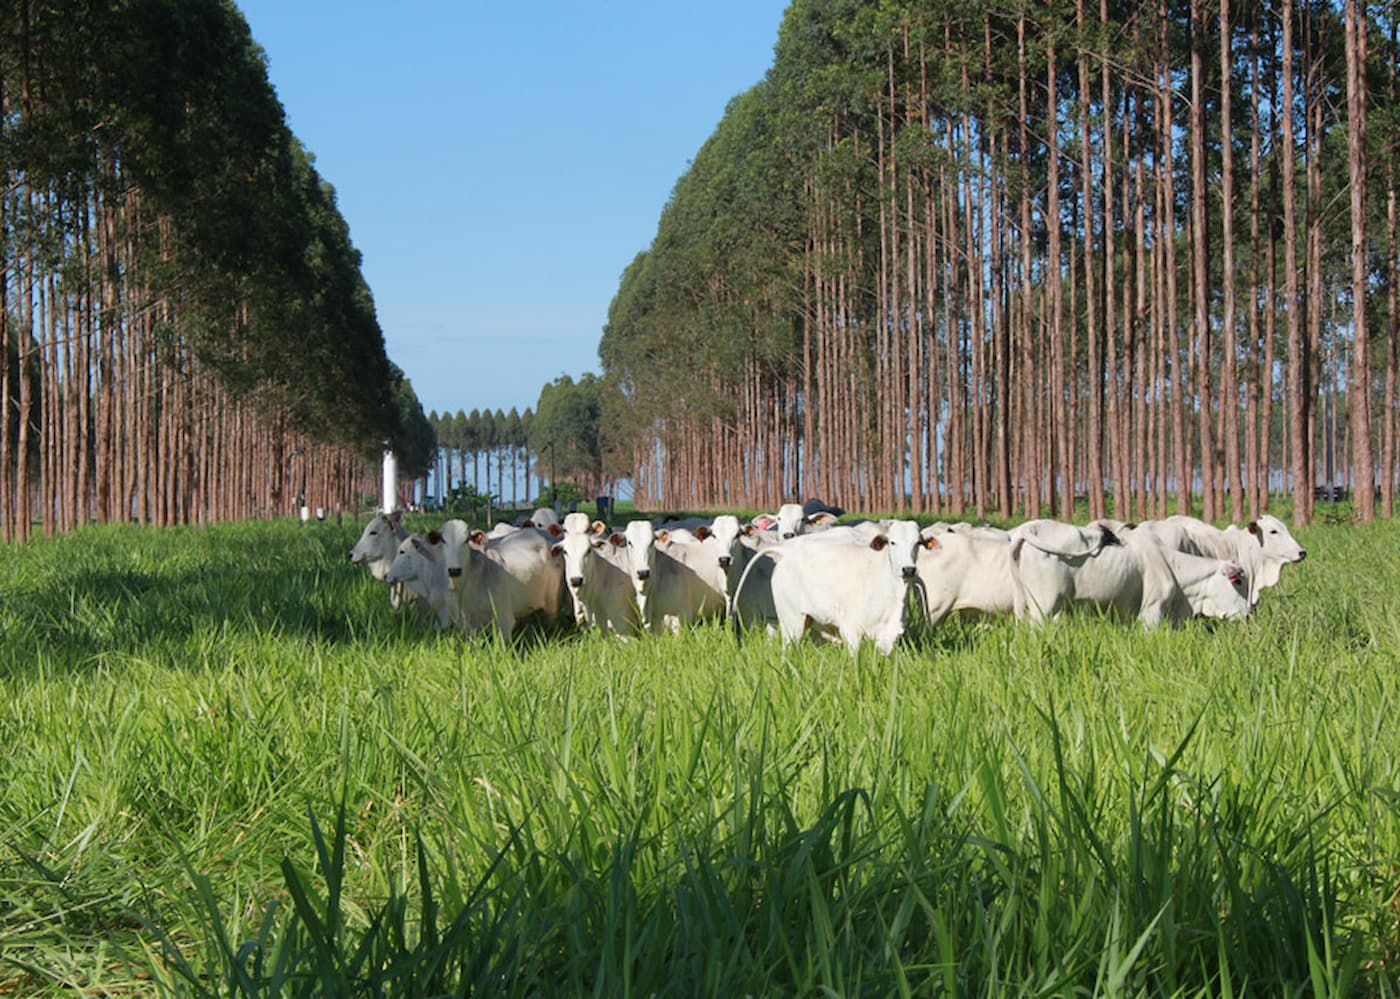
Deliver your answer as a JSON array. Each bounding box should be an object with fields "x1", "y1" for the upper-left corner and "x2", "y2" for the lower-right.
[
  {"x1": 609, "y1": 533, "x2": 626, "y2": 547},
  {"x1": 547, "y1": 522, "x2": 564, "y2": 537},
  {"x1": 591, "y1": 519, "x2": 608, "y2": 536},
  {"x1": 1248, "y1": 521, "x2": 1263, "y2": 544},
  {"x1": 656, "y1": 530, "x2": 670, "y2": 543},
  {"x1": 469, "y1": 530, "x2": 486, "y2": 546},
  {"x1": 921, "y1": 536, "x2": 940, "y2": 550},
  {"x1": 869, "y1": 535, "x2": 889, "y2": 551},
  {"x1": 521, "y1": 519, "x2": 535, "y2": 528},
  {"x1": 550, "y1": 543, "x2": 563, "y2": 558},
  {"x1": 427, "y1": 530, "x2": 443, "y2": 545},
  {"x1": 695, "y1": 525, "x2": 712, "y2": 541},
  {"x1": 808, "y1": 511, "x2": 838, "y2": 526},
  {"x1": 742, "y1": 524, "x2": 756, "y2": 536}
]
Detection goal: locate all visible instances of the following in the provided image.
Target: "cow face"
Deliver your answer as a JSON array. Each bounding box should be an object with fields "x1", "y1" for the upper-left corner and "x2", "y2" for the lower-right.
[
  {"x1": 775, "y1": 503, "x2": 806, "y2": 539},
  {"x1": 1199, "y1": 562, "x2": 1252, "y2": 620},
  {"x1": 870, "y1": 520, "x2": 925, "y2": 581},
  {"x1": 437, "y1": 519, "x2": 474, "y2": 581},
  {"x1": 349, "y1": 514, "x2": 403, "y2": 579},
  {"x1": 707, "y1": 515, "x2": 743, "y2": 570},
  {"x1": 554, "y1": 529, "x2": 600, "y2": 590},
  {"x1": 622, "y1": 520, "x2": 657, "y2": 589},
  {"x1": 1248, "y1": 514, "x2": 1307, "y2": 563},
  {"x1": 385, "y1": 532, "x2": 444, "y2": 585}
]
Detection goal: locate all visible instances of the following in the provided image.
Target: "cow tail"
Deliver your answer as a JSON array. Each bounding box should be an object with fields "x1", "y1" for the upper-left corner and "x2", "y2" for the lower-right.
[{"x1": 730, "y1": 548, "x2": 780, "y2": 643}]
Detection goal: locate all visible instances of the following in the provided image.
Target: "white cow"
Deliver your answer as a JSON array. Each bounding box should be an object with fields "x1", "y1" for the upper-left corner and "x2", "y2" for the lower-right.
[
  {"x1": 551, "y1": 515, "x2": 640, "y2": 637},
  {"x1": 1159, "y1": 549, "x2": 1253, "y2": 623},
  {"x1": 349, "y1": 513, "x2": 418, "y2": 612},
  {"x1": 1011, "y1": 520, "x2": 1248, "y2": 628},
  {"x1": 383, "y1": 531, "x2": 456, "y2": 630},
  {"x1": 519, "y1": 507, "x2": 561, "y2": 529},
  {"x1": 348, "y1": 513, "x2": 407, "y2": 580},
  {"x1": 620, "y1": 519, "x2": 661, "y2": 625},
  {"x1": 728, "y1": 523, "x2": 783, "y2": 633},
  {"x1": 914, "y1": 529, "x2": 1027, "y2": 626},
  {"x1": 439, "y1": 520, "x2": 565, "y2": 641},
  {"x1": 606, "y1": 519, "x2": 732, "y2": 633},
  {"x1": 1133, "y1": 514, "x2": 1306, "y2": 608},
  {"x1": 773, "y1": 502, "x2": 840, "y2": 540},
  {"x1": 640, "y1": 527, "x2": 731, "y2": 632},
  {"x1": 735, "y1": 520, "x2": 931, "y2": 655}
]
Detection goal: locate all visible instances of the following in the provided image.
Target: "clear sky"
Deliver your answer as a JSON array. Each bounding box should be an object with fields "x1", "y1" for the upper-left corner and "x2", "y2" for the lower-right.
[{"x1": 234, "y1": 1, "x2": 790, "y2": 423}]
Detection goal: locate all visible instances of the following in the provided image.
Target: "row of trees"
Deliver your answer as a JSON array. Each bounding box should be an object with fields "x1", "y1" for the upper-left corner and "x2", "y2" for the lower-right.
[
  {"x1": 599, "y1": 0, "x2": 1399, "y2": 525},
  {"x1": 425, "y1": 374, "x2": 618, "y2": 510},
  {"x1": 1, "y1": 0, "x2": 431, "y2": 542}
]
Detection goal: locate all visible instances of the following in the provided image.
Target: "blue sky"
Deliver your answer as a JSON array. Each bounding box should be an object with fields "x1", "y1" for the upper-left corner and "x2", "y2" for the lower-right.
[{"x1": 235, "y1": 1, "x2": 790, "y2": 422}]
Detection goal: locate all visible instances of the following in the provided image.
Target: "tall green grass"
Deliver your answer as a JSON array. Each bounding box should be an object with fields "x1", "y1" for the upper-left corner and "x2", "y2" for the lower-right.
[{"x1": 0, "y1": 517, "x2": 1396, "y2": 994}]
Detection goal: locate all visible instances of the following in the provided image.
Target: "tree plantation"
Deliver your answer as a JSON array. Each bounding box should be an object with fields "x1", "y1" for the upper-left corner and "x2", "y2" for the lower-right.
[
  {"x1": 601, "y1": 0, "x2": 1400, "y2": 526},
  {"x1": 0, "y1": 0, "x2": 432, "y2": 544}
]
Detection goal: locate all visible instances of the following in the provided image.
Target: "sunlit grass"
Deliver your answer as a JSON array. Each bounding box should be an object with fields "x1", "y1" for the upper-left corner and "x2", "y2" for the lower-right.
[{"x1": 0, "y1": 517, "x2": 1396, "y2": 994}]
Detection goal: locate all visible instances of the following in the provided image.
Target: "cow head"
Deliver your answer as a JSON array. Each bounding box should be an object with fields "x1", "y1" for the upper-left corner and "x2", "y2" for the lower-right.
[
  {"x1": 776, "y1": 503, "x2": 806, "y2": 539},
  {"x1": 622, "y1": 521, "x2": 657, "y2": 608},
  {"x1": 385, "y1": 531, "x2": 444, "y2": 585},
  {"x1": 1200, "y1": 561, "x2": 1252, "y2": 620},
  {"x1": 705, "y1": 515, "x2": 743, "y2": 570},
  {"x1": 1249, "y1": 515, "x2": 1306, "y2": 563},
  {"x1": 349, "y1": 513, "x2": 406, "y2": 579},
  {"x1": 870, "y1": 520, "x2": 925, "y2": 581}
]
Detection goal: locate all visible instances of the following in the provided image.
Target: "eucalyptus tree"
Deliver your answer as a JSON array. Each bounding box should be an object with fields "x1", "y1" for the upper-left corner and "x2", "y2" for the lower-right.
[
  {"x1": 0, "y1": 0, "x2": 424, "y2": 539},
  {"x1": 590, "y1": 0, "x2": 1399, "y2": 524}
]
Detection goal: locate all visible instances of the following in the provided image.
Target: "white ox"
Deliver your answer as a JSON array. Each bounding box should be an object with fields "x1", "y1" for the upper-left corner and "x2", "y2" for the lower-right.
[
  {"x1": 608, "y1": 519, "x2": 732, "y2": 633},
  {"x1": 772, "y1": 502, "x2": 841, "y2": 540},
  {"x1": 914, "y1": 527, "x2": 1027, "y2": 625},
  {"x1": 383, "y1": 531, "x2": 456, "y2": 630},
  {"x1": 735, "y1": 520, "x2": 932, "y2": 655},
  {"x1": 1132, "y1": 514, "x2": 1306, "y2": 608},
  {"x1": 439, "y1": 520, "x2": 565, "y2": 641},
  {"x1": 551, "y1": 513, "x2": 640, "y2": 637},
  {"x1": 349, "y1": 513, "x2": 418, "y2": 612},
  {"x1": 644, "y1": 527, "x2": 732, "y2": 632},
  {"x1": 728, "y1": 522, "x2": 782, "y2": 633},
  {"x1": 518, "y1": 507, "x2": 561, "y2": 529},
  {"x1": 1011, "y1": 520, "x2": 1250, "y2": 627},
  {"x1": 348, "y1": 513, "x2": 407, "y2": 580}
]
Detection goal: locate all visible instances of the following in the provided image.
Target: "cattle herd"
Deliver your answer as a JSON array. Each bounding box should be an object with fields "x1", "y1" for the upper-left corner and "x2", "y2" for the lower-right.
[{"x1": 347, "y1": 500, "x2": 1308, "y2": 656}]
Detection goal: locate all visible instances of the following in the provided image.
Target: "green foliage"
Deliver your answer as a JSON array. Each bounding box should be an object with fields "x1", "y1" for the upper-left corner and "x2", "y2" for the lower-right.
[
  {"x1": 538, "y1": 479, "x2": 587, "y2": 508},
  {"x1": 0, "y1": 520, "x2": 1398, "y2": 993},
  {"x1": 0, "y1": 0, "x2": 421, "y2": 460},
  {"x1": 530, "y1": 374, "x2": 610, "y2": 494}
]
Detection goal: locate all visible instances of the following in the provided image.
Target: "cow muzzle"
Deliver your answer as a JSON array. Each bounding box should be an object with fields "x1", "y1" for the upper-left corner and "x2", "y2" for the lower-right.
[
  {"x1": 448, "y1": 567, "x2": 462, "y2": 578},
  {"x1": 782, "y1": 532, "x2": 796, "y2": 540},
  {"x1": 636, "y1": 569, "x2": 651, "y2": 581},
  {"x1": 901, "y1": 565, "x2": 917, "y2": 579},
  {"x1": 569, "y1": 575, "x2": 584, "y2": 588},
  {"x1": 718, "y1": 556, "x2": 732, "y2": 568},
  {"x1": 1296, "y1": 550, "x2": 1307, "y2": 562}
]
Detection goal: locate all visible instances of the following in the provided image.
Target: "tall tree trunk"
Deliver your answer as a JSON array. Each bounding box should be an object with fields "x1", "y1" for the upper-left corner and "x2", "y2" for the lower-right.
[
  {"x1": 1219, "y1": 0, "x2": 1243, "y2": 521},
  {"x1": 1190, "y1": 0, "x2": 1216, "y2": 520},
  {"x1": 1345, "y1": 0, "x2": 1373, "y2": 521},
  {"x1": 1282, "y1": 0, "x2": 1308, "y2": 523}
]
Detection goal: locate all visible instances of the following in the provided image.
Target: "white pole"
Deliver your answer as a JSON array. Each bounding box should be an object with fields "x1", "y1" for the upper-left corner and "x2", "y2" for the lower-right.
[{"x1": 382, "y1": 449, "x2": 398, "y2": 514}]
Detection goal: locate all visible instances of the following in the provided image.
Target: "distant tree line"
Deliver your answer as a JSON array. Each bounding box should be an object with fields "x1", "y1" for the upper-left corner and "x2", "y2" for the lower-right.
[
  {"x1": 428, "y1": 374, "x2": 624, "y2": 509},
  {"x1": 599, "y1": 0, "x2": 1399, "y2": 525},
  {"x1": 1, "y1": 0, "x2": 431, "y2": 542}
]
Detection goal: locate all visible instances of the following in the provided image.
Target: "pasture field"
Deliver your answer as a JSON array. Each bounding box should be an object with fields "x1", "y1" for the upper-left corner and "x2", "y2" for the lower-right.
[{"x1": 0, "y1": 515, "x2": 1397, "y2": 996}]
